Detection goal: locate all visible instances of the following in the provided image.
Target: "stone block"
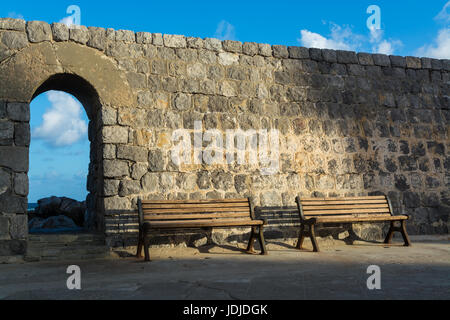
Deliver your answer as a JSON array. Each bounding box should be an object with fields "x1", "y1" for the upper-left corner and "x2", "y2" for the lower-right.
[
  {"x1": 87, "y1": 27, "x2": 106, "y2": 50},
  {"x1": 136, "y1": 32, "x2": 152, "y2": 44},
  {"x1": 26, "y1": 21, "x2": 52, "y2": 43},
  {"x1": 101, "y1": 126, "x2": 129, "y2": 144},
  {"x1": 103, "y1": 160, "x2": 129, "y2": 178},
  {"x1": 243, "y1": 42, "x2": 258, "y2": 56},
  {"x1": 258, "y1": 43, "x2": 272, "y2": 57},
  {"x1": 288, "y1": 46, "x2": 309, "y2": 59},
  {"x1": 7, "y1": 103, "x2": 29, "y2": 121},
  {"x1": 14, "y1": 122, "x2": 30, "y2": 146},
  {"x1": 117, "y1": 145, "x2": 148, "y2": 162},
  {"x1": 336, "y1": 50, "x2": 358, "y2": 64},
  {"x1": 204, "y1": 38, "x2": 223, "y2": 52},
  {"x1": 0, "y1": 146, "x2": 28, "y2": 172},
  {"x1": 0, "y1": 18, "x2": 26, "y2": 31},
  {"x1": 163, "y1": 34, "x2": 186, "y2": 48},
  {"x1": 1, "y1": 31, "x2": 28, "y2": 49},
  {"x1": 9, "y1": 214, "x2": 27, "y2": 239},
  {"x1": 13, "y1": 173, "x2": 28, "y2": 196},
  {"x1": 372, "y1": 54, "x2": 391, "y2": 67},
  {"x1": 51, "y1": 23, "x2": 69, "y2": 41},
  {"x1": 222, "y1": 40, "x2": 242, "y2": 53},
  {"x1": 272, "y1": 45, "x2": 289, "y2": 58}
]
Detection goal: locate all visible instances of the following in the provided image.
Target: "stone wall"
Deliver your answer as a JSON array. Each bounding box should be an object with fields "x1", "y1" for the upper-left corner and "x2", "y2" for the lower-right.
[{"x1": 0, "y1": 18, "x2": 449, "y2": 257}]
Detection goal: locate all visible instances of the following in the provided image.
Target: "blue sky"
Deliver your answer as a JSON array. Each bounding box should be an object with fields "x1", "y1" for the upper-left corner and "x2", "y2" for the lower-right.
[{"x1": 1, "y1": 0, "x2": 449, "y2": 202}]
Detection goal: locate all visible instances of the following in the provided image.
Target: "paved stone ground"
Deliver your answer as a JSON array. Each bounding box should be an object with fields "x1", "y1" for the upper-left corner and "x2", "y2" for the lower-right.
[{"x1": 0, "y1": 235, "x2": 449, "y2": 300}]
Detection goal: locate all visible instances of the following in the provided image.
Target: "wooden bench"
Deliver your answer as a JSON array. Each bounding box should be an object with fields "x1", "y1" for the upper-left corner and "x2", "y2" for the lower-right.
[
  {"x1": 295, "y1": 195, "x2": 411, "y2": 252},
  {"x1": 136, "y1": 197, "x2": 267, "y2": 261}
]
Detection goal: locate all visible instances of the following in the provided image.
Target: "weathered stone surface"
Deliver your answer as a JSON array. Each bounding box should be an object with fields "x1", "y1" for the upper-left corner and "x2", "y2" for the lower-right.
[
  {"x1": 258, "y1": 43, "x2": 272, "y2": 57},
  {"x1": 0, "y1": 146, "x2": 28, "y2": 172},
  {"x1": 69, "y1": 25, "x2": 90, "y2": 44},
  {"x1": 204, "y1": 38, "x2": 223, "y2": 52},
  {"x1": 119, "y1": 179, "x2": 142, "y2": 196},
  {"x1": 174, "y1": 93, "x2": 191, "y2": 111},
  {"x1": 0, "y1": 121, "x2": 13, "y2": 145},
  {"x1": 103, "y1": 160, "x2": 129, "y2": 178},
  {"x1": 164, "y1": 34, "x2": 186, "y2": 48},
  {"x1": 13, "y1": 173, "x2": 28, "y2": 196},
  {"x1": 0, "y1": 168, "x2": 11, "y2": 195},
  {"x1": 117, "y1": 145, "x2": 148, "y2": 162},
  {"x1": 0, "y1": 18, "x2": 26, "y2": 31},
  {"x1": 9, "y1": 214, "x2": 27, "y2": 239},
  {"x1": 218, "y1": 52, "x2": 239, "y2": 66},
  {"x1": 6, "y1": 103, "x2": 29, "y2": 122},
  {"x1": 1, "y1": 31, "x2": 29, "y2": 49},
  {"x1": 115, "y1": 30, "x2": 135, "y2": 42},
  {"x1": 272, "y1": 45, "x2": 289, "y2": 58},
  {"x1": 136, "y1": 32, "x2": 152, "y2": 44},
  {"x1": 51, "y1": 23, "x2": 69, "y2": 41},
  {"x1": 372, "y1": 54, "x2": 391, "y2": 67},
  {"x1": 26, "y1": 21, "x2": 52, "y2": 43},
  {"x1": 102, "y1": 126, "x2": 129, "y2": 144},
  {"x1": 87, "y1": 27, "x2": 106, "y2": 50},
  {"x1": 148, "y1": 150, "x2": 165, "y2": 171},
  {"x1": 288, "y1": 46, "x2": 309, "y2": 59},
  {"x1": 103, "y1": 179, "x2": 120, "y2": 196},
  {"x1": 223, "y1": 40, "x2": 242, "y2": 53}
]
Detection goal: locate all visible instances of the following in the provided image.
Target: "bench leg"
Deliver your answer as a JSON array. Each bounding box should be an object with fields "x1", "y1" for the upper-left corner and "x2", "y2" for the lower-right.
[
  {"x1": 296, "y1": 224, "x2": 306, "y2": 250},
  {"x1": 384, "y1": 221, "x2": 411, "y2": 247},
  {"x1": 246, "y1": 227, "x2": 257, "y2": 253},
  {"x1": 136, "y1": 229, "x2": 144, "y2": 258},
  {"x1": 384, "y1": 222, "x2": 395, "y2": 244},
  {"x1": 400, "y1": 220, "x2": 411, "y2": 247},
  {"x1": 258, "y1": 225, "x2": 268, "y2": 255},
  {"x1": 309, "y1": 224, "x2": 320, "y2": 252},
  {"x1": 143, "y1": 236, "x2": 151, "y2": 262}
]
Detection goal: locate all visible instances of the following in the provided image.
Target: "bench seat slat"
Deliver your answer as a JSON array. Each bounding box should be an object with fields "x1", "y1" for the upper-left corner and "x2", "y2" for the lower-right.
[
  {"x1": 302, "y1": 204, "x2": 389, "y2": 210},
  {"x1": 142, "y1": 203, "x2": 250, "y2": 209},
  {"x1": 300, "y1": 200, "x2": 388, "y2": 205},
  {"x1": 301, "y1": 196, "x2": 386, "y2": 201},
  {"x1": 312, "y1": 214, "x2": 408, "y2": 223},
  {"x1": 142, "y1": 207, "x2": 251, "y2": 214},
  {"x1": 303, "y1": 208, "x2": 391, "y2": 215},
  {"x1": 141, "y1": 198, "x2": 249, "y2": 204},
  {"x1": 143, "y1": 212, "x2": 250, "y2": 220},
  {"x1": 145, "y1": 219, "x2": 263, "y2": 228}
]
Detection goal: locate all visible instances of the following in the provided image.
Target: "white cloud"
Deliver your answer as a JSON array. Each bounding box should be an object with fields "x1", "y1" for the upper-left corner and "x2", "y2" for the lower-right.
[
  {"x1": 8, "y1": 12, "x2": 24, "y2": 20},
  {"x1": 416, "y1": 28, "x2": 450, "y2": 59},
  {"x1": 415, "y1": 2, "x2": 450, "y2": 59},
  {"x1": 215, "y1": 20, "x2": 236, "y2": 41},
  {"x1": 32, "y1": 91, "x2": 88, "y2": 147},
  {"x1": 59, "y1": 15, "x2": 76, "y2": 27},
  {"x1": 368, "y1": 28, "x2": 403, "y2": 55},
  {"x1": 298, "y1": 22, "x2": 401, "y2": 54},
  {"x1": 299, "y1": 23, "x2": 361, "y2": 51},
  {"x1": 435, "y1": 1, "x2": 450, "y2": 23}
]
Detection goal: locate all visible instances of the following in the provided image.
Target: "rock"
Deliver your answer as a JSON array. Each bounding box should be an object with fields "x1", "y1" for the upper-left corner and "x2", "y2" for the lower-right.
[
  {"x1": 28, "y1": 217, "x2": 44, "y2": 230},
  {"x1": 33, "y1": 196, "x2": 85, "y2": 227},
  {"x1": 40, "y1": 215, "x2": 78, "y2": 229}
]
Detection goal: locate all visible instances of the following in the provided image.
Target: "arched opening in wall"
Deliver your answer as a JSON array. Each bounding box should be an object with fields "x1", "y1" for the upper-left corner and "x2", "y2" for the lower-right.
[{"x1": 27, "y1": 74, "x2": 102, "y2": 234}]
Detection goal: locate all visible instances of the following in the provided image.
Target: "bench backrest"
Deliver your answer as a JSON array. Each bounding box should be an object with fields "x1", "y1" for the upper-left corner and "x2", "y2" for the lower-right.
[
  {"x1": 295, "y1": 195, "x2": 393, "y2": 221},
  {"x1": 138, "y1": 198, "x2": 254, "y2": 225}
]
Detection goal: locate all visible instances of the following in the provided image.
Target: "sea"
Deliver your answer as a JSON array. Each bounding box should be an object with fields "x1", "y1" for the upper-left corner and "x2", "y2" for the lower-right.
[{"x1": 27, "y1": 203, "x2": 38, "y2": 211}]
